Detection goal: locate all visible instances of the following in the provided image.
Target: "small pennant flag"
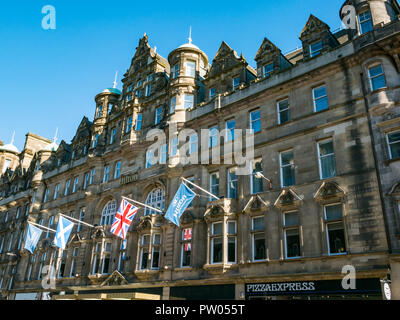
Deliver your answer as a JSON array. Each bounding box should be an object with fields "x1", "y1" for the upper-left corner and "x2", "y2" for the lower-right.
[
  {"x1": 24, "y1": 224, "x2": 43, "y2": 254},
  {"x1": 111, "y1": 199, "x2": 138, "y2": 240},
  {"x1": 53, "y1": 216, "x2": 74, "y2": 250},
  {"x1": 165, "y1": 183, "x2": 196, "y2": 227}
]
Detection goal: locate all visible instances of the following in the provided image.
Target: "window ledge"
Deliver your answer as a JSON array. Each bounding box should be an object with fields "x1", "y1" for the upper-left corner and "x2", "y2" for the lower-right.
[
  {"x1": 203, "y1": 263, "x2": 239, "y2": 274},
  {"x1": 174, "y1": 267, "x2": 194, "y2": 272}
]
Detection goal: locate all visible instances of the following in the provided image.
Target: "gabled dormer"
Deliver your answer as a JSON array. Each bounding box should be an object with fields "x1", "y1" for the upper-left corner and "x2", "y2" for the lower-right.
[
  {"x1": 300, "y1": 15, "x2": 340, "y2": 60},
  {"x1": 70, "y1": 117, "x2": 92, "y2": 160},
  {"x1": 203, "y1": 41, "x2": 256, "y2": 101},
  {"x1": 254, "y1": 37, "x2": 292, "y2": 79}
]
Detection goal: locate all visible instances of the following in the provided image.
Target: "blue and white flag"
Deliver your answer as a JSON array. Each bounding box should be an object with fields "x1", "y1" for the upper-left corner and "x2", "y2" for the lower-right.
[
  {"x1": 53, "y1": 216, "x2": 74, "y2": 250},
  {"x1": 24, "y1": 224, "x2": 43, "y2": 254},
  {"x1": 165, "y1": 183, "x2": 196, "y2": 227}
]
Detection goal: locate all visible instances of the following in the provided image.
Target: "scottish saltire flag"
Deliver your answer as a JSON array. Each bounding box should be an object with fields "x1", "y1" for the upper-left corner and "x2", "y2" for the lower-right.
[
  {"x1": 165, "y1": 183, "x2": 196, "y2": 227},
  {"x1": 111, "y1": 199, "x2": 138, "y2": 239},
  {"x1": 53, "y1": 216, "x2": 74, "y2": 249},
  {"x1": 24, "y1": 224, "x2": 43, "y2": 254}
]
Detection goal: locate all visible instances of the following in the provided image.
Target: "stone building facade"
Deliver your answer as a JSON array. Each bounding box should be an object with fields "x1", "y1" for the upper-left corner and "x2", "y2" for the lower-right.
[{"x1": 1, "y1": 0, "x2": 400, "y2": 300}]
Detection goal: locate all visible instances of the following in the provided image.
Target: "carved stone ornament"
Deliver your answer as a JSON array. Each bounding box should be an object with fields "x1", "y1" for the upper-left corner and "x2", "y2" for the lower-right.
[
  {"x1": 91, "y1": 226, "x2": 106, "y2": 239},
  {"x1": 300, "y1": 14, "x2": 330, "y2": 40},
  {"x1": 243, "y1": 195, "x2": 270, "y2": 214},
  {"x1": 314, "y1": 181, "x2": 345, "y2": 203},
  {"x1": 101, "y1": 270, "x2": 128, "y2": 287},
  {"x1": 274, "y1": 188, "x2": 303, "y2": 209}
]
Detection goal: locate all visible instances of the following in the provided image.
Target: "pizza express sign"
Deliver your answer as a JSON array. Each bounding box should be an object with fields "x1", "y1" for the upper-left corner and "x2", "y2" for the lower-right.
[{"x1": 246, "y1": 279, "x2": 381, "y2": 296}]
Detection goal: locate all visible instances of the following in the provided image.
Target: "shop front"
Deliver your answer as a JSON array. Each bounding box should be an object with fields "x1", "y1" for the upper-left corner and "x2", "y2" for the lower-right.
[{"x1": 245, "y1": 278, "x2": 383, "y2": 300}]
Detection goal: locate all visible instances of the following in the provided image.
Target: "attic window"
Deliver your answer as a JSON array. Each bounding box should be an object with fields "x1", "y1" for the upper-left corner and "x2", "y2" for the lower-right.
[
  {"x1": 359, "y1": 10, "x2": 373, "y2": 35},
  {"x1": 310, "y1": 41, "x2": 323, "y2": 58},
  {"x1": 263, "y1": 63, "x2": 274, "y2": 78}
]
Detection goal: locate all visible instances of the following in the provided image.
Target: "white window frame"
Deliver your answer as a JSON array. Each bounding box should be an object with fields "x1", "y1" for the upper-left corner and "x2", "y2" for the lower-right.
[
  {"x1": 280, "y1": 150, "x2": 295, "y2": 188},
  {"x1": 184, "y1": 94, "x2": 194, "y2": 110},
  {"x1": 114, "y1": 161, "x2": 121, "y2": 179},
  {"x1": 277, "y1": 99, "x2": 290, "y2": 125},
  {"x1": 324, "y1": 203, "x2": 347, "y2": 256},
  {"x1": 103, "y1": 166, "x2": 110, "y2": 183},
  {"x1": 136, "y1": 113, "x2": 143, "y2": 131},
  {"x1": 227, "y1": 167, "x2": 238, "y2": 199},
  {"x1": 368, "y1": 63, "x2": 386, "y2": 92},
  {"x1": 283, "y1": 211, "x2": 301, "y2": 259},
  {"x1": 185, "y1": 60, "x2": 196, "y2": 77},
  {"x1": 251, "y1": 216, "x2": 266, "y2": 262},
  {"x1": 263, "y1": 63, "x2": 274, "y2": 78},
  {"x1": 209, "y1": 172, "x2": 219, "y2": 201},
  {"x1": 313, "y1": 85, "x2": 328, "y2": 112},
  {"x1": 317, "y1": 139, "x2": 336, "y2": 180},
  {"x1": 250, "y1": 109, "x2": 261, "y2": 134},
  {"x1": 100, "y1": 200, "x2": 116, "y2": 226},
  {"x1": 387, "y1": 131, "x2": 400, "y2": 160},
  {"x1": 358, "y1": 10, "x2": 373, "y2": 35},
  {"x1": 310, "y1": 40, "x2": 323, "y2": 57}
]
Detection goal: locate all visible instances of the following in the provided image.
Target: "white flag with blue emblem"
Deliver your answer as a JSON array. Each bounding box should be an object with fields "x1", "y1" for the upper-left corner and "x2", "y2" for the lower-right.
[
  {"x1": 24, "y1": 223, "x2": 43, "y2": 254},
  {"x1": 53, "y1": 216, "x2": 74, "y2": 250},
  {"x1": 165, "y1": 183, "x2": 196, "y2": 227}
]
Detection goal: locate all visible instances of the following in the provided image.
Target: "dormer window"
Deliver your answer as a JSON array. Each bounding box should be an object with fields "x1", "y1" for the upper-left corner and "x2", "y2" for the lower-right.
[
  {"x1": 310, "y1": 41, "x2": 323, "y2": 58},
  {"x1": 263, "y1": 63, "x2": 274, "y2": 78},
  {"x1": 232, "y1": 77, "x2": 240, "y2": 90},
  {"x1": 209, "y1": 88, "x2": 216, "y2": 100},
  {"x1": 359, "y1": 10, "x2": 373, "y2": 35}
]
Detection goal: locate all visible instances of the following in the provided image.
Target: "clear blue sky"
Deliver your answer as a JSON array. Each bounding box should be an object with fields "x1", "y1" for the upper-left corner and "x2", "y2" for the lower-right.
[{"x1": 0, "y1": 0, "x2": 345, "y2": 151}]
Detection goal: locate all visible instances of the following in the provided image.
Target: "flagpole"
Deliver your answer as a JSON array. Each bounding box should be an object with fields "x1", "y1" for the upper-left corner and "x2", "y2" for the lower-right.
[
  {"x1": 59, "y1": 213, "x2": 95, "y2": 228},
  {"x1": 181, "y1": 177, "x2": 220, "y2": 201},
  {"x1": 121, "y1": 196, "x2": 164, "y2": 214},
  {"x1": 28, "y1": 221, "x2": 56, "y2": 233}
]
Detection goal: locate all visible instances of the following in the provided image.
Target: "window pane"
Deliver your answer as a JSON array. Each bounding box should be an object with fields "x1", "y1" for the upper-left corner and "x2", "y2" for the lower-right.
[
  {"x1": 140, "y1": 248, "x2": 148, "y2": 269},
  {"x1": 320, "y1": 154, "x2": 336, "y2": 179},
  {"x1": 285, "y1": 228, "x2": 300, "y2": 258},
  {"x1": 228, "y1": 237, "x2": 236, "y2": 263},
  {"x1": 252, "y1": 217, "x2": 264, "y2": 231},
  {"x1": 371, "y1": 75, "x2": 386, "y2": 91},
  {"x1": 253, "y1": 233, "x2": 266, "y2": 260},
  {"x1": 212, "y1": 223, "x2": 222, "y2": 235},
  {"x1": 152, "y1": 248, "x2": 160, "y2": 269},
  {"x1": 327, "y1": 222, "x2": 346, "y2": 254},
  {"x1": 227, "y1": 221, "x2": 236, "y2": 235},
  {"x1": 325, "y1": 205, "x2": 343, "y2": 221},
  {"x1": 319, "y1": 141, "x2": 334, "y2": 156},
  {"x1": 153, "y1": 234, "x2": 161, "y2": 245},
  {"x1": 102, "y1": 257, "x2": 110, "y2": 274},
  {"x1": 284, "y1": 213, "x2": 299, "y2": 227},
  {"x1": 182, "y1": 244, "x2": 191, "y2": 267},
  {"x1": 212, "y1": 237, "x2": 223, "y2": 263},
  {"x1": 228, "y1": 169, "x2": 237, "y2": 199}
]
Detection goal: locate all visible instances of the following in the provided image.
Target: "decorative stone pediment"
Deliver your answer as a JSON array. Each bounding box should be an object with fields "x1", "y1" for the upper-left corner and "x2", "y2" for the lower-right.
[
  {"x1": 314, "y1": 181, "x2": 345, "y2": 203},
  {"x1": 300, "y1": 14, "x2": 330, "y2": 40},
  {"x1": 243, "y1": 195, "x2": 270, "y2": 214},
  {"x1": 180, "y1": 211, "x2": 194, "y2": 225},
  {"x1": 137, "y1": 216, "x2": 152, "y2": 231},
  {"x1": 204, "y1": 198, "x2": 235, "y2": 222},
  {"x1": 207, "y1": 41, "x2": 247, "y2": 79},
  {"x1": 255, "y1": 37, "x2": 280, "y2": 61},
  {"x1": 71, "y1": 117, "x2": 92, "y2": 143},
  {"x1": 101, "y1": 270, "x2": 128, "y2": 287},
  {"x1": 274, "y1": 188, "x2": 303, "y2": 209}
]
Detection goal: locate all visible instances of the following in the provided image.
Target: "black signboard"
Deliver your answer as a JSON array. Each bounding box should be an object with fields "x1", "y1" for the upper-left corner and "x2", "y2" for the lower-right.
[{"x1": 246, "y1": 278, "x2": 381, "y2": 296}]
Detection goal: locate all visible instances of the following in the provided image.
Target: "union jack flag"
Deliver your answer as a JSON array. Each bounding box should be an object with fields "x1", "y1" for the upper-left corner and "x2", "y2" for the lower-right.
[
  {"x1": 111, "y1": 199, "x2": 138, "y2": 239},
  {"x1": 184, "y1": 228, "x2": 192, "y2": 252}
]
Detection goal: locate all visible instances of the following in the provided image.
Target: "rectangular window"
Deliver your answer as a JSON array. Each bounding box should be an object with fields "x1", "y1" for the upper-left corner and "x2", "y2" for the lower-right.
[
  {"x1": 171, "y1": 64, "x2": 179, "y2": 79},
  {"x1": 325, "y1": 204, "x2": 347, "y2": 255},
  {"x1": 233, "y1": 77, "x2": 240, "y2": 90},
  {"x1": 225, "y1": 119, "x2": 235, "y2": 142},
  {"x1": 284, "y1": 212, "x2": 301, "y2": 259},
  {"x1": 227, "y1": 167, "x2": 238, "y2": 199},
  {"x1": 64, "y1": 180, "x2": 71, "y2": 196},
  {"x1": 359, "y1": 10, "x2": 373, "y2": 34},
  {"x1": 280, "y1": 150, "x2": 295, "y2": 187},
  {"x1": 126, "y1": 115, "x2": 133, "y2": 133},
  {"x1": 89, "y1": 168, "x2": 95, "y2": 185},
  {"x1": 46, "y1": 216, "x2": 54, "y2": 238},
  {"x1": 278, "y1": 99, "x2": 290, "y2": 124},
  {"x1": 118, "y1": 239, "x2": 127, "y2": 272},
  {"x1": 227, "y1": 221, "x2": 236, "y2": 264},
  {"x1": 160, "y1": 144, "x2": 167, "y2": 164},
  {"x1": 77, "y1": 208, "x2": 85, "y2": 232},
  {"x1": 211, "y1": 223, "x2": 223, "y2": 264},
  {"x1": 83, "y1": 173, "x2": 90, "y2": 190},
  {"x1": 2, "y1": 159, "x2": 11, "y2": 174},
  {"x1": 170, "y1": 96, "x2": 176, "y2": 114},
  {"x1": 155, "y1": 107, "x2": 162, "y2": 125},
  {"x1": 16, "y1": 207, "x2": 20, "y2": 220},
  {"x1": 146, "y1": 149, "x2": 153, "y2": 169},
  {"x1": 170, "y1": 137, "x2": 178, "y2": 157},
  {"x1": 136, "y1": 89, "x2": 142, "y2": 98},
  {"x1": 181, "y1": 228, "x2": 192, "y2": 267},
  {"x1": 253, "y1": 231, "x2": 266, "y2": 261},
  {"x1": 114, "y1": 161, "x2": 121, "y2": 179},
  {"x1": 189, "y1": 134, "x2": 197, "y2": 155},
  {"x1": 318, "y1": 139, "x2": 336, "y2": 179},
  {"x1": 263, "y1": 63, "x2": 274, "y2": 78},
  {"x1": 250, "y1": 110, "x2": 261, "y2": 134},
  {"x1": 72, "y1": 177, "x2": 79, "y2": 193},
  {"x1": 209, "y1": 126, "x2": 219, "y2": 148},
  {"x1": 43, "y1": 188, "x2": 49, "y2": 203},
  {"x1": 147, "y1": 74, "x2": 153, "y2": 82},
  {"x1": 251, "y1": 159, "x2": 263, "y2": 194},
  {"x1": 185, "y1": 61, "x2": 196, "y2": 77},
  {"x1": 210, "y1": 172, "x2": 220, "y2": 200},
  {"x1": 136, "y1": 113, "x2": 143, "y2": 131},
  {"x1": 151, "y1": 233, "x2": 161, "y2": 270},
  {"x1": 103, "y1": 166, "x2": 110, "y2": 183},
  {"x1": 310, "y1": 41, "x2": 323, "y2": 57},
  {"x1": 368, "y1": 64, "x2": 386, "y2": 91},
  {"x1": 145, "y1": 84, "x2": 152, "y2": 97},
  {"x1": 388, "y1": 131, "x2": 400, "y2": 159},
  {"x1": 313, "y1": 85, "x2": 328, "y2": 112},
  {"x1": 209, "y1": 87, "x2": 216, "y2": 99},
  {"x1": 184, "y1": 94, "x2": 194, "y2": 109}
]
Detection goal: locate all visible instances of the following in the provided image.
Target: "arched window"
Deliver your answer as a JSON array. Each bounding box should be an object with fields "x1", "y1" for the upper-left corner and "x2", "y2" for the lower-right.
[
  {"x1": 144, "y1": 188, "x2": 165, "y2": 215},
  {"x1": 100, "y1": 200, "x2": 116, "y2": 225}
]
